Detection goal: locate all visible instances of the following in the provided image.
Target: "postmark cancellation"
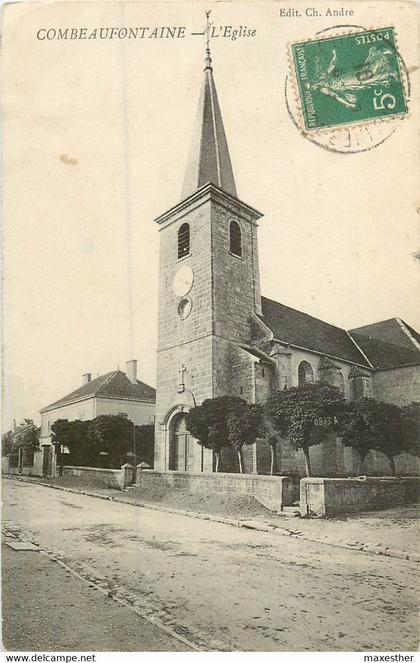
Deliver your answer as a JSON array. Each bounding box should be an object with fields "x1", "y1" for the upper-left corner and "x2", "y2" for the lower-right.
[{"x1": 290, "y1": 27, "x2": 408, "y2": 133}]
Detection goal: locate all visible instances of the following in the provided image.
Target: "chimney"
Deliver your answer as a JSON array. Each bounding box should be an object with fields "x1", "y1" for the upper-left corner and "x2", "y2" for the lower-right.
[
  {"x1": 126, "y1": 359, "x2": 137, "y2": 385},
  {"x1": 82, "y1": 373, "x2": 92, "y2": 385}
]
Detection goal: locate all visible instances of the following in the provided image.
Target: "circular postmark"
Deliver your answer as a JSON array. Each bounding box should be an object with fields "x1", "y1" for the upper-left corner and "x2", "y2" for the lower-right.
[{"x1": 285, "y1": 25, "x2": 410, "y2": 154}]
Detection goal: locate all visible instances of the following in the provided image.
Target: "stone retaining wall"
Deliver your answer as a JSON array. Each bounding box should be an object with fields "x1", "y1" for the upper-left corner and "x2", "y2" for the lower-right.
[
  {"x1": 62, "y1": 464, "x2": 133, "y2": 490},
  {"x1": 136, "y1": 469, "x2": 293, "y2": 512},
  {"x1": 300, "y1": 477, "x2": 420, "y2": 517}
]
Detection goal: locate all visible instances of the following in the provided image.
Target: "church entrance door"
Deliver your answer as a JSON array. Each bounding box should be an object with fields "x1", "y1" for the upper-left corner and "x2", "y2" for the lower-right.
[{"x1": 169, "y1": 414, "x2": 196, "y2": 472}]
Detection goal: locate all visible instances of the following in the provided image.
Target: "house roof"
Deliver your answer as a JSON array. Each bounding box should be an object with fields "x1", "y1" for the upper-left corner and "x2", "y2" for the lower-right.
[
  {"x1": 349, "y1": 319, "x2": 420, "y2": 369},
  {"x1": 260, "y1": 296, "x2": 370, "y2": 367},
  {"x1": 41, "y1": 370, "x2": 156, "y2": 413}
]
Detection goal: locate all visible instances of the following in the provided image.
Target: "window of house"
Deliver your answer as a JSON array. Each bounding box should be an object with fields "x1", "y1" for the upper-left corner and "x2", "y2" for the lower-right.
[
  {"x1": 298, "y1": 361, "x2": 314, "y2": 386},
  {"x1": 229, "y1": 221, "x2": 242, "y2": 257},
  {"x1": 117, "y1": 412, "x2": 128, "y2": 418},
  {"x1": 178, "y1": 223, "x2": 190, "y2": 259}
]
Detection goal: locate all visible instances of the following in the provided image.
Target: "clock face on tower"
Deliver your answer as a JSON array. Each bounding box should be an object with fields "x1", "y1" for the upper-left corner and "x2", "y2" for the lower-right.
[{"x1": 173, "y1": 264, "x2": 194, "y2": 297}]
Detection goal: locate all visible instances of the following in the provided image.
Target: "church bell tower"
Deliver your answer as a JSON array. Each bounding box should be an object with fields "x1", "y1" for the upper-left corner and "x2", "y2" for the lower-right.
[{"x1": 154, "y1": 39, "x2": 263, "y2": 473}]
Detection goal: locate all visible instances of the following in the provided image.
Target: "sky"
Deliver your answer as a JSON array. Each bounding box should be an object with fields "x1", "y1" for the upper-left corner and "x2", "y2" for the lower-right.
[{"x1": 2, "y1": 0, "x2": 419, "y2": 429}]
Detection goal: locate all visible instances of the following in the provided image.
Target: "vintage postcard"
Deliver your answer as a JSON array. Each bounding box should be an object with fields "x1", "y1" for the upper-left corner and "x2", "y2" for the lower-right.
[{"x1": 1, "y1": 0, "x2": 419, "y2": 656}]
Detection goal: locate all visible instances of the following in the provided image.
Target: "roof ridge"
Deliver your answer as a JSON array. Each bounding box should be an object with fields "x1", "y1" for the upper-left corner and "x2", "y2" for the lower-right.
[
  {"x1": 349, "y1": 317, "x2": 400, "y2": 332},
  {"x1": 351, "y1": 331, "x2": 412, "y2": 349},
  {"x1": 345, "y1": 331, "x2": 374, "y2": 369},
  {"x1": 396, "y1": 318, "x2": 420, "y2": 352},
  {"x1": 261, "y1": 295, "x2": 348, "y2": 334},
  {"x1": 95, "y1": 370, "x2": 120, "y2": 396}
]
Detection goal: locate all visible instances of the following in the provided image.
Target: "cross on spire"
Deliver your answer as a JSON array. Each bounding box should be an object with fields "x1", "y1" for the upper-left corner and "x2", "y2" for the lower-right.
[
  {"x1": 205, "y1": 10, "x2": 212, "y2": 49},
  {"x1": 204, "y1": 10, "x2": 213, "y2": 70}
]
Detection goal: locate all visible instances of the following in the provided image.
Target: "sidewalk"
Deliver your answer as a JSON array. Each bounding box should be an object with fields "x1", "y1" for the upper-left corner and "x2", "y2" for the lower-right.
[
  {"x1": 4, "y1": 474, "x2": 419, "y2": 563},
  {"x1": 2, "y1": 538, "x2": 192, "y2": 651}
]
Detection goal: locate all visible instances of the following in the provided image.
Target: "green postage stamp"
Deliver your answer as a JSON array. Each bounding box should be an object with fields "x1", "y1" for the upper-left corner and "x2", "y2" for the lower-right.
[{"x1": 291, "y1": 27, "x2": 408, "y2": 132}]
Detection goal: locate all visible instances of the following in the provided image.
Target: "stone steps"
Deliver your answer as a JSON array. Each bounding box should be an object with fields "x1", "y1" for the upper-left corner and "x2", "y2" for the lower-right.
[{"x1": 280, "y1": 505, "x2": 300, "y2": 515}]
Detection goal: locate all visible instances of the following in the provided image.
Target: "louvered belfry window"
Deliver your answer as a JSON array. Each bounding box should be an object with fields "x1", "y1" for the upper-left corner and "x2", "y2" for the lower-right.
[
  {"x1": 229, "y1": 221, "x2": 242, "y2": 257},
  {"x1": 178, "y1": 223, "x2": 190, "y2": 259}
]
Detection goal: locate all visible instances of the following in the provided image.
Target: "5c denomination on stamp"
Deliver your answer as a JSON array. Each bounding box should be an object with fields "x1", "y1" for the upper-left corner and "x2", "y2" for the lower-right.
[
  {"x1": 286, "y1": 26, "x2": 409, "y2": 153},
  {"x1": 291, "y1": 27, "x2": 407, "y2": 131}
]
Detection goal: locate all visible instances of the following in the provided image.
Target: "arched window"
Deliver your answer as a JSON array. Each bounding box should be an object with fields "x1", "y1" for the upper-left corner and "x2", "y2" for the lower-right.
[
  {"x1": 298, "y1": 361, "x2": 314, "y2": 386},
  {"x1": 178, "y1": 223, "x2": 190, "y2": 259},
  {"x1": 229, "y1": 221, "x2": 242, "y2": 257}
]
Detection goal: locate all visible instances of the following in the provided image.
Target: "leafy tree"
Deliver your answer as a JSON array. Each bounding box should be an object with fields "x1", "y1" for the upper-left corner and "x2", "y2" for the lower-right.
[
  {"x1": 2, "y1": 431, "x2": 13, "y2": 457},
  {"x1": 187, "y1": 398, "x2": 228, "y2": 472},
  {"x1": 51, "y1": 419, "x2": 92, "y2": 466},
  {"x1": 225, "y1": 399, "x2": 265, "y2": 474},
  {"x1": 340, "y1": 399, "x2": 380, "y2": 468},
  {"x1": 187, "y1": 396, "x2": 265, "y2": 474},
  {"x1": 134, "y1": 424, "x2": 155, "y2": 467},
  {"x1": 51, "y1": 416, "x2": 153, "y2": 469},
  {"x1": 50, "y1": 419, "x2": 75, "y2": 452},
  {"x1": 341, "y1": 398, "x2": 420, "y2": 476},
  {"x1": 13, "y1": 420, "x2": 40, "y2": 451},
  {"x1": 89, "y1": 415, "x2": 134, "y2": 468},
  {"x1": 265, "y1": 382, "x2": 346, "y2": 477},
  {"x1": 402, "y1": 402, "x2": 420, "y2": 458},
  {"x1": 5, "y1": 420, "x2": 40, "y2": 468},
  {"x1": 373, "y1": 400, "x2": 420, "y2": 475}
]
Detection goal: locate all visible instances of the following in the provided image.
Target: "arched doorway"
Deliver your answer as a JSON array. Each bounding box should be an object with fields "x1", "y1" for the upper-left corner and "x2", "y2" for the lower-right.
[{"x1": 169, "y1": 413, "x2": 196, "y2": 471}]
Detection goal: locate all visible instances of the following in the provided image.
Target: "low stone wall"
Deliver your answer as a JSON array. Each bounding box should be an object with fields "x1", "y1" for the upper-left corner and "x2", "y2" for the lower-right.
[
  {"x1": 300, "y1": 477, "x2": 420, "y2": 517},
  {"x1": 136, "y1": 470, "x2": 294, "y2": 513},
  {"x1": 62, "y1": 464, "x2": 134, "y2": 490}
]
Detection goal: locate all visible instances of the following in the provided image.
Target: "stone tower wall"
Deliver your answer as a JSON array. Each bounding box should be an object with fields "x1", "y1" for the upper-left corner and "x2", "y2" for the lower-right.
[{"x1": 154, "y1": 188, "x2": 263, "y2": 472}]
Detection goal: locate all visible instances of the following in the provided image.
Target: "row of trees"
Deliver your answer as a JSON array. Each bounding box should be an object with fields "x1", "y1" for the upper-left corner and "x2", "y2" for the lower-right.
[
  {"x1": 186, "y1": 384, "x2": 420, "y2": 476},
  {"x1": 50, "y1": 415, "x2": 154, "y2": 469}
]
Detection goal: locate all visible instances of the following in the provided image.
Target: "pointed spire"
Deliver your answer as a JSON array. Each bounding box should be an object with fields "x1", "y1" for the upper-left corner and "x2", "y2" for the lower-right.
[{"x1": 181, "y1": 14, "x2": 237, "y2": 200}]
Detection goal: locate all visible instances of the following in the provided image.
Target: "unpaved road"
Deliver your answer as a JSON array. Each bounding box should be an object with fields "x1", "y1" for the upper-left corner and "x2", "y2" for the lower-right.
[
  {"x1": 2, "y1": 479, "x2": 418, "y2": 651},
  {"x1": 2, "y1": 543, "x2": 189, "y2": 651}
]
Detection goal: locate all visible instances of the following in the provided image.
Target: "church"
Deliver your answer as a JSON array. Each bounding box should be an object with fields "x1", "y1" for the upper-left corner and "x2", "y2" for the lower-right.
[{"x1": 153, "y1": 46, "x2": 420, "y2": 478}]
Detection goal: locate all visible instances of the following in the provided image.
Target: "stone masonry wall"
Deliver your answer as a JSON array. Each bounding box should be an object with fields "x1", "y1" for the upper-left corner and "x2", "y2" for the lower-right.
[
  {"x1": 62, "y1": 465, "x2": 131, "y2": 490},
  {"x1": 373, "y1": 364, "x2": 420, "y2": 406},
  {"x1": 212, "y1": 200, "x2": 261, "y2": 341},
  {"x1": 300, "y1": 476, "x2": 420, "y2": 517},
  {"x1": 155, "y1": 189, "x2": 263, "y2": 471},
  {"x1": 137, "y1": 469, "x2": 293, "y2": 513}
]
